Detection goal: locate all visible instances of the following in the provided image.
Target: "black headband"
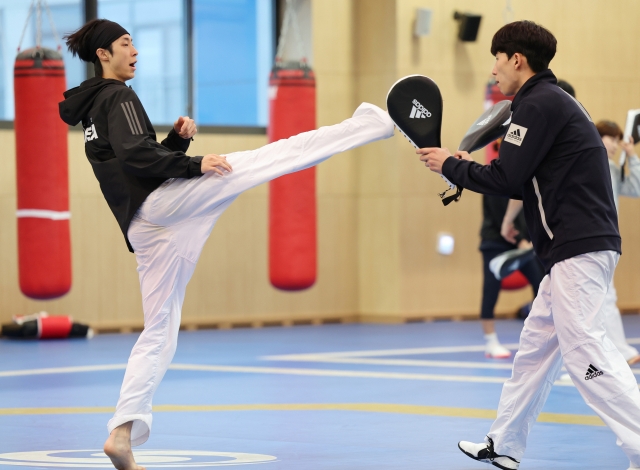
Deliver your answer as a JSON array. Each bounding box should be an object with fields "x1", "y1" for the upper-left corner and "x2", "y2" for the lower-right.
[{"x1": 88, "y1": 20, "x2": 129, "y2": 63}]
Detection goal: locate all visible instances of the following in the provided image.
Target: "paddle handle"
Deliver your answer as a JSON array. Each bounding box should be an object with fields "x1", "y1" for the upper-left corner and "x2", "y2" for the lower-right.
[{"x1": 394, "y1": 124, "x2": 456, "y2": 189}]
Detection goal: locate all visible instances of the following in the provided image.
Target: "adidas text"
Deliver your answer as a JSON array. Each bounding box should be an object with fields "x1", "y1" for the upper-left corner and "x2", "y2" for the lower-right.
[
  {"x1": 410, "y1": 99, "x2": 432, "y2": 119},
  {"x1": 504, "y1": 123, "x2": 528, "y2": 146},
  {"x1": 84, "y1": 123, "x2": 98, "y2": 143},
  {"x1": 585, "y1": 364, "x2": 604, "y2": 380}
]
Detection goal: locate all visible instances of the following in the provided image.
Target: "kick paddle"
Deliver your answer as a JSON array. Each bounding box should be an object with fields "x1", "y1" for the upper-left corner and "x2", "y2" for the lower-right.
[{"x1": 387, "y1": 75, "x2": 512, "y2": 205}]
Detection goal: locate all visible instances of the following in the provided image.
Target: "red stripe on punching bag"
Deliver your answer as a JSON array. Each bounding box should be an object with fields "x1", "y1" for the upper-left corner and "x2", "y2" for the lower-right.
[
  {"x1": 14, "y1": 48, "x2": 71, "y2": 299},
  {"x1": 268, "y1": 65, "x2": 316, "y2": 291}
]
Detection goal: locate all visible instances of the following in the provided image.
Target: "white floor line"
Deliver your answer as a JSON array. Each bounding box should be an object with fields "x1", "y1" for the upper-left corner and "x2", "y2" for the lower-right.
[
  {"x1": 260, "y1": 356, "x2": 515, "y2": 370},
  {"x1": 0, "y1": 364, "x2": 127, "y2": 377},
  {"x1": 264, "y1": 343, "x2": 520, "y2": 359},
  {"x1": 168, "y1": 363, "x2": 516, "y2": 384}
]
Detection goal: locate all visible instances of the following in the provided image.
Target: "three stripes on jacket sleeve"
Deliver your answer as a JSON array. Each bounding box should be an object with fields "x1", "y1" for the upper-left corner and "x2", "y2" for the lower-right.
[{"x1": 120, "y1": 101, "x2": 144, "y2": 135}]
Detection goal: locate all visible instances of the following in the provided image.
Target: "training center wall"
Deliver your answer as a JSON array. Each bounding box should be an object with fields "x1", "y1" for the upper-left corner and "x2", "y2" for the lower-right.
[
  {"x1": 1, "y1": 0, "x2": 639, "y2": 329},
  {"x1": 352, "y1": 0, "x2": 640, "y2": 321}
]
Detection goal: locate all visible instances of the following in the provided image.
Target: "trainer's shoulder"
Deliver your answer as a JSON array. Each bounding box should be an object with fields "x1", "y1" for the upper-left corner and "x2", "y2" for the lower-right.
[{"x1": 524, "y1": 83, "x2": 591, "y2": 123}]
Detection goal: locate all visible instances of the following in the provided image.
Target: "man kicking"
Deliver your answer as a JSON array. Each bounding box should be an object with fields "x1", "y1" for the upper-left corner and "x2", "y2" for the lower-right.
[
  {"x1": 419, "y1": 21, "x2": 640, "y2": 470},
  {"x1": 59, "y1": 19, "x2": 394, "y2": 470}
]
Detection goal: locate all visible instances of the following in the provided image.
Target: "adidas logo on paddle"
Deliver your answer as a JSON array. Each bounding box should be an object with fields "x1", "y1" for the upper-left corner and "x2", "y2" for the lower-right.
[
  {"x1": 476, "y1": 114, "x2": 493, "y2": 126},
  {"x1": 585, "y1": 364, "x2": 603, "y2": 380},
  {"x1": 410, "y1": 99, "x2": 432, "y2": 119}
]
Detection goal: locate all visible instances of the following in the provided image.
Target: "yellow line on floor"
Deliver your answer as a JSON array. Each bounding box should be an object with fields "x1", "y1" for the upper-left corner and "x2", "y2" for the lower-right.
[{"x1": 0, "y1": 403, "x2": 605, "y2": 426}]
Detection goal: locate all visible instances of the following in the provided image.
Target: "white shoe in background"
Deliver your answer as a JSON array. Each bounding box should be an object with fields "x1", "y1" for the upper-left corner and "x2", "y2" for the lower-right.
[
  {"x1": 485, "y1": 341, "x2": 512, "y2": 359},
  {"x1": 558, "y1": 373, "x2": 572, "y2": 383}
]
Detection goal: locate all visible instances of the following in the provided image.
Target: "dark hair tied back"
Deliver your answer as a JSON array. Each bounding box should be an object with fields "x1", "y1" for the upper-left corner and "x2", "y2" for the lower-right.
[{"x1": 63, "y1": 19, "x2": 128, "y2": 77}]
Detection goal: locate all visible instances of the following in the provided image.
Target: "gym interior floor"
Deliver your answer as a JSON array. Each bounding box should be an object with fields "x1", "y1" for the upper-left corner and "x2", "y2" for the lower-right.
[{"x1": 2, "y1": 316, "x2": 640, "y2": 469}]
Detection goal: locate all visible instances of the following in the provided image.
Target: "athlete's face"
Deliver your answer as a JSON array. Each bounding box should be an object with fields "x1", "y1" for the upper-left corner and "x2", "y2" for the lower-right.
[
  {"x1": 602, "y1": 135, "x2": 620, "y2": 159},
  {"x1": 98, "y1": 34, "x2": 138, "y2": 82},
  {"x1": 492, "y1": 52, "x2": 521, "y2": 97}
]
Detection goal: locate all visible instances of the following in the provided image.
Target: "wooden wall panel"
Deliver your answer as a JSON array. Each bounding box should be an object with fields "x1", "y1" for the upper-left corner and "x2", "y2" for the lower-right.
[{"x1": 1, "y1": 0, "x2": 639, "y2": 329}]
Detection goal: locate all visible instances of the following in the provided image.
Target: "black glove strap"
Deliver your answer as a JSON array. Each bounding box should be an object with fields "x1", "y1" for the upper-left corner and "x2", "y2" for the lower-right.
[{"x1": 439, "y1": 185, "x2": 463, "y2": 206}]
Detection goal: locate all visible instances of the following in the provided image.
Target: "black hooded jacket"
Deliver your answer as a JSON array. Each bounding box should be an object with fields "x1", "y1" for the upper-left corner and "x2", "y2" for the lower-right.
[
  {"x1": 59, "y1": 77, "x2": 203, "y2": 252},
  {"x1": 442, "y1": 70, "x2": 621, "y2": 272}
]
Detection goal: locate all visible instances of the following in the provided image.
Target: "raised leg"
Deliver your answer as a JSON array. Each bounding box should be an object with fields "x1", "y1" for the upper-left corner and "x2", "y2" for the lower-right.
[{"x1": 144, "y1": 103, "x2": 394, "y2": 227}]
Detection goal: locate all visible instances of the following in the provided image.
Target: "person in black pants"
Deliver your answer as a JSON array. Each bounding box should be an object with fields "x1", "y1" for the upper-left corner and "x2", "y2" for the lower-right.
[
  {"x1": 480, "y1": 195, "x2": 544, "y2": 358},
  {"x1": 480, "y1": 194, "x2": 544, "y2": 358}
]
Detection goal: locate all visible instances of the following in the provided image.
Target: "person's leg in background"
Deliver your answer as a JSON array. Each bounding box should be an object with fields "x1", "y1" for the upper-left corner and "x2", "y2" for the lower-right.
[
  {"x1": 481, "y1": 242, "x2": 512, "y2": 358},
  {"x1": 517, "y1": 256, "x2": 545, "y2": 319}
]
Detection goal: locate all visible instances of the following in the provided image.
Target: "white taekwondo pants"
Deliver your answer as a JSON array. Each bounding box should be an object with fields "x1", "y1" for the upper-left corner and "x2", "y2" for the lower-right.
[
  {"x1": 106, "y1": 103, "x2": 394, "y2": 446},
  {"x1": 487, "y1": 251, "x2": 640, "y2": 467},
  {"x1": 604, "y1": 281, "x2": 639, "y2": 362}
]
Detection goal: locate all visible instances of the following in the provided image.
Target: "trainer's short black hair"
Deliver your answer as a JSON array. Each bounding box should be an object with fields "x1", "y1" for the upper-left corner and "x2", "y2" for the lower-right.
[{"x1": 490, "y1": 21, "x2": 557, "y2": 73}]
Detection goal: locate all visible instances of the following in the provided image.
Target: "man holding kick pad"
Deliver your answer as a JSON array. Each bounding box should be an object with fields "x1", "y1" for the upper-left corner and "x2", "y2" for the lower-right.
[{"x1": 419, "y1": 20, "x2": 640, "y2": 470}]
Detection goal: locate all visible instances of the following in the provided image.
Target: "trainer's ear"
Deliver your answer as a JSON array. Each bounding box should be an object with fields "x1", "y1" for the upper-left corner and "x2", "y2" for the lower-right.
[{"x1": 513, "y1": 53, "x2": 527, "y2": 70}]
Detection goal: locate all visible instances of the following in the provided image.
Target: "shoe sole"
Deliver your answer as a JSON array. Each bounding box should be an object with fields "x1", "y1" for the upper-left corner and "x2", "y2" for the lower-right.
[{"x1": 457, "y1": 443, "x2": 518, "y2": 470}]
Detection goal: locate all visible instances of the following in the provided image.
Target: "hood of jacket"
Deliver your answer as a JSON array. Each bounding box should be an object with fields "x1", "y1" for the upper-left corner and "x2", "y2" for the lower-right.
[{"x1": 59, "y1": 77, "x2": 127, "y2": 126}]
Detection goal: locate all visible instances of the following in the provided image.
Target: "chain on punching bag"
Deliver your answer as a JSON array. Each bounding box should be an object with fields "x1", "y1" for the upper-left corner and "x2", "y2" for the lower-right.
[
  {"x1": 268, "y1": 0, "x2": 316, "y2": 290},
  {"x1": 14, "y1": 1, "x2": 71, "y2": 299}
]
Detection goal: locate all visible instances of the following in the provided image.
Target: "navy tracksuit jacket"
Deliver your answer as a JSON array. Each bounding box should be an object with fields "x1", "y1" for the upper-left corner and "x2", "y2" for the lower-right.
[{"x1": 443, "y1": 69, "x2": 621, "y2": 272}]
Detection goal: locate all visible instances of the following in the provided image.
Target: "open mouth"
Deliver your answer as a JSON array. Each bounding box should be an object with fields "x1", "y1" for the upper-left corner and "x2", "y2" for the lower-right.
[{"x1": 130, "y1": 61, "x2": 137, "y2": 70}]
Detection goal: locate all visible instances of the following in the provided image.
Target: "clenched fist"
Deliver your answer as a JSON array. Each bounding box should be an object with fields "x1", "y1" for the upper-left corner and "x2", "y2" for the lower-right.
[{"x1": 174, "y1": 116, "x2": 197, "y2": 139}]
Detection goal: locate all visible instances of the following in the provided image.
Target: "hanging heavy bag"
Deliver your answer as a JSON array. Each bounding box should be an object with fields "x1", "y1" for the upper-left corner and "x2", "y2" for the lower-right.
[
  {"x1": 14, "y1": 47, "x2": 71, "y2": 299},
  {"x1": 268, "y1": 63, "x2": 317, "y2": 290}
]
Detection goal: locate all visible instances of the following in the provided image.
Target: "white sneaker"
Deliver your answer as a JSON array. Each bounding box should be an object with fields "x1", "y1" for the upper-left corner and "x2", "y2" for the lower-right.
[
  {"x1": 458, "y1": 438, "x2": 520, "y2": 469},
  {"x1": 485, "y1": 342, "x2": 512, "y2": 359}
]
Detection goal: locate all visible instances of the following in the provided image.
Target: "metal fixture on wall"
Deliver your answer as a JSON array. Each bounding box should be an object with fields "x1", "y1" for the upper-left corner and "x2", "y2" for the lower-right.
[
  {"x1": 414, "y1": 8, "x2": 432, "y2": 37},
  {"x1": 453, "y1": 11, "x2": 482, "y2": 42}
]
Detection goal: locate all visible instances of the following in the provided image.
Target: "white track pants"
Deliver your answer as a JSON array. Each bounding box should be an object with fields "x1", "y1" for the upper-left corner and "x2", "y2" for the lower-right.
[
  {"x1": 106, "y1": 103, "x2": 394, "y2": 446},
  {"x1": 487, "y1": 251, "x2": 640, "y2": 466}
]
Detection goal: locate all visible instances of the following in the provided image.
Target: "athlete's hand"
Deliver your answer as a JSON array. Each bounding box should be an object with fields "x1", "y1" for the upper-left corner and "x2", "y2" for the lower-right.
[
  {"x1": 174, "y1": 116, "x2": 197, "y2": 139},
  {"x1": 201, "y1": 154, "x2": 232, "y2": 176},
  {"x1": 417, "y1": 147, "x2": 452, "y2": 174}
]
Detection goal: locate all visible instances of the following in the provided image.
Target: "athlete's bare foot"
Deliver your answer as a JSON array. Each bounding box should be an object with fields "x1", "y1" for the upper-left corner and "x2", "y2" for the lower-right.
[{"x1": 103, "y1": 422, "x2": 146, "y2": 470}]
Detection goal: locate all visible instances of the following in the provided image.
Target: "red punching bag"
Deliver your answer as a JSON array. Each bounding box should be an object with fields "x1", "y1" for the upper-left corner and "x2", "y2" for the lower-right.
[
  {"x1": 14, "y1": 47, "x2": 71, "y2": 299},
  {"x1": 268, "y1": 64, "x2": 316, "y2": 290}
]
